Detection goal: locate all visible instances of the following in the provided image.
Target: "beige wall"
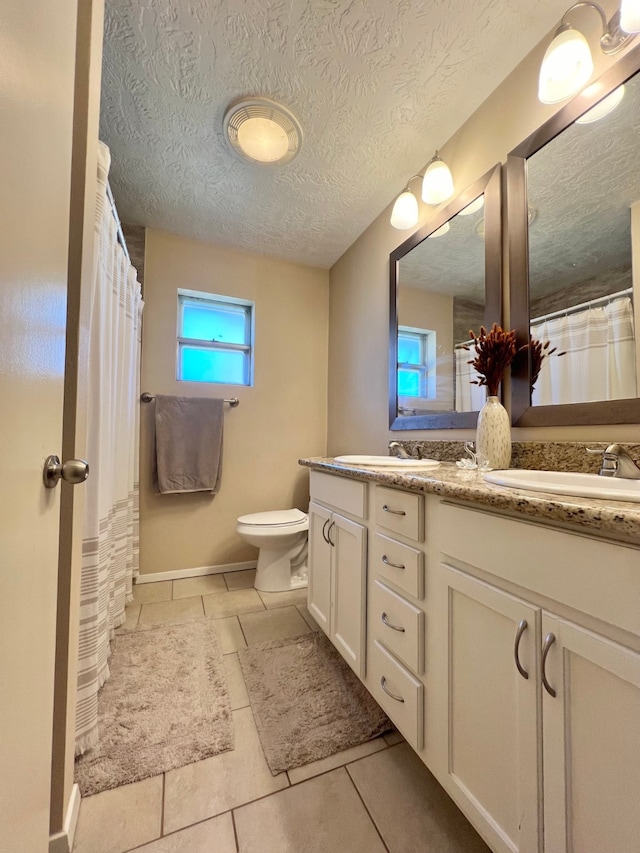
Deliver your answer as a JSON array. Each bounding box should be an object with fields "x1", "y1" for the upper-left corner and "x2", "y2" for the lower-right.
[
  {"x1": 398, "y1": 286, "x2": 454, "y2": 410},
  {"x1": 328, "y1": 5, "x2": 640, "y2": 453},
  {"x1": 140, "y1": 230, "x2": 329, "y2": 574}
]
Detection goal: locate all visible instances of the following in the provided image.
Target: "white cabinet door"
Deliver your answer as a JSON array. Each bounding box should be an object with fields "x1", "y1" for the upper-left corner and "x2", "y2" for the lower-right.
[
  {"x1": 541, "y1": 614, "x2": 640, "y2": 853},
  {"x1": 307, "y1": 501, "x2": 332, "y2": 634},
  {"x1": 331, "y1": 514, "x2": 366, "y2": 677},
  {"x1": 436, "y1": 564, "x2": 541, "y2": 853}
]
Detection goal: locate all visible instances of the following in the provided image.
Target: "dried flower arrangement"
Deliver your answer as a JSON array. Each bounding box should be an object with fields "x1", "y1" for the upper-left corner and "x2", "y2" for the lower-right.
[
  {"x1": 463, "y1": 323, "x2": 521, "y2": 397},
  {"x1": 529, "y1": 337, "x2": 565, "y2": 391}
]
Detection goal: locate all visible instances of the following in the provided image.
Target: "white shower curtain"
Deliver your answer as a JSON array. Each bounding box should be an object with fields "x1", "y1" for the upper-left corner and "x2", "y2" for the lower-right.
[
  {"x1": 455, "y1": 343, "x2": 486, "y2": 411},
  {"x1": 75, "y1": 143, "x2": 144, "y2": 754},
  {"x1": 531, "y1": 296, "x2": 636, "y2": 406}
]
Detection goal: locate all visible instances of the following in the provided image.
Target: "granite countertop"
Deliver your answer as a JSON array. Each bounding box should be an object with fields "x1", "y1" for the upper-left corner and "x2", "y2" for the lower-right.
[{"x1": 299, "y1": 457, "x2": 640, "y2": 545}]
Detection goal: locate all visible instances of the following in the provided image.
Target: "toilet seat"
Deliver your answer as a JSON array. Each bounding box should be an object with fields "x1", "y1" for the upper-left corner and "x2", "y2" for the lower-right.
[{"x1": 237, "y1": 508, "x2": 307, "y2": 528}]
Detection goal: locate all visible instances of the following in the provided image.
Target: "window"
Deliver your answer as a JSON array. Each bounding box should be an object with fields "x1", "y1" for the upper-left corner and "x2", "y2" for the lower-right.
[
  {"x1": 177, "y1": 290, "x2": 254, "y2": 385},
  {"x1": 397, "y1": 326, "x2": 436, "y2": 400}
]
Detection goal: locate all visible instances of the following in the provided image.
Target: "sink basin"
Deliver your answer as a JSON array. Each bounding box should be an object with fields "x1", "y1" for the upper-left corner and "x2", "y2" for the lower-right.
[
  {"x1": 333, "y1": 454, "x2": 440, "y2": 470},
  {"x1": 484, "y1": 469, "x2": 640, "y2": 502}
]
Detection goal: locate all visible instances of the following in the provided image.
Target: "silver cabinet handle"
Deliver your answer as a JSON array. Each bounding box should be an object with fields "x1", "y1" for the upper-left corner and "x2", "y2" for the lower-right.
[
  {"x1": 541, "y1": 632, "x2": 557, "y2": 698},
  {"x1": 382, "y1": 504, "x2": 406, "y2": 516},
  {"x1": 381, "y1": 612, "x2": 405, "y2": 632},
  {"x1": 321, "y1": 518, "x2": 330, "y2": 545},
  {"x1": 382, "y1": 554, "x2": 405, "y2": 570},
  {"x1": 380, "y1": 676, "x2": 405, "y2": 703},
  {"x1": 43, "y1": 455, "x2": 90, "y2": 489},
  {"x1": 327, "y1": 520, "x2": 335, "y2": 547},
  {"x1": 514, "y1": 619, "x2": 529, "y2": 680}
]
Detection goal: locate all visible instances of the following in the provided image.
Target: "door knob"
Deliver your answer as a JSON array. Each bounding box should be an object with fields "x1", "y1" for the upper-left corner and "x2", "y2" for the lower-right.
[{"x1": 43, "y1": 455, "x2": 90, "y2": 489}]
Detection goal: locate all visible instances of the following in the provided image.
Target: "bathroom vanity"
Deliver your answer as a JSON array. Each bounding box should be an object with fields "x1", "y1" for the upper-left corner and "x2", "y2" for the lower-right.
[{"x1": 301, "y1": 458, "x2": 640, "y2": 853}]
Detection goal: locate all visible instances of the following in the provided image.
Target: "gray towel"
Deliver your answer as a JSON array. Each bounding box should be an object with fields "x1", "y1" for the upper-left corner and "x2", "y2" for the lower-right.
[{"x1": 154, "y1": 395, "x2": 224, "y2": 494}]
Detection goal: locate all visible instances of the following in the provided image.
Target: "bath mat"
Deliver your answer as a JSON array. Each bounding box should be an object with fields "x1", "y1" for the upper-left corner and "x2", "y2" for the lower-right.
[
  {"x1": 75, "y1": 617, "x2": 233, "y2": 796},
  {"x1": 238, "y1": 632, "x2": 391, "y2": 775}
]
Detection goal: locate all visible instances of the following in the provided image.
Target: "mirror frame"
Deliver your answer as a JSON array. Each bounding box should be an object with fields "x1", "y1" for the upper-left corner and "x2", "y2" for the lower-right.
[
  {"x1": 389, "y1": 163, "x2": 502, "y2": 430},
  {"x1": 508, "y1": 44, "x2": 640, "y2": 427}
]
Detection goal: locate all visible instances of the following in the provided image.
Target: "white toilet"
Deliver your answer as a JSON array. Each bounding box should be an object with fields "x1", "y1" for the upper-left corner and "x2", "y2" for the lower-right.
[{"x1": 236, "y1": 508, "x2": 309, "y2": 592}]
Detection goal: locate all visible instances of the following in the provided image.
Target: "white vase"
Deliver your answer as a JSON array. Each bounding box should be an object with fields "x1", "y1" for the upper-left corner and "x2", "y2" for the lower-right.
[{"x1": 475, "y1": 395, "x2": 511, "y2": 470}]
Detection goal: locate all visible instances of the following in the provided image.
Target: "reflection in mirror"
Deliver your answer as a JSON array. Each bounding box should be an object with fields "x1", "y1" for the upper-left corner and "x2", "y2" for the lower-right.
[
  {"x1": 509, "y1": 46, "x2": 640, "y2": 426},
  {"x1": 397, "y1": 199, "x2": 486, "y2": 415},
  {"x1": 527, "y1": 74, "x2": 639, "y2": 407},
  {"x1": 390, "y1": 165, "x2": 502, "y2": 430}
]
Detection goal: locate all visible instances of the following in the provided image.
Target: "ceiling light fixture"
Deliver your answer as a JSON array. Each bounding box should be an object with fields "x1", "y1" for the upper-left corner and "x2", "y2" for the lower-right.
[
  {"x1": 223, "y1": 97, "x2": 302, "y2": 165},
  {"x1": 538, "y1": 1, "x2": 640, "y2": 104},
  {"x1": 421, "y1": 151, "x2": 454, "y2": 205},
  {"x1": 575, "y1": 83, "x2": 625, "y2": 121}
]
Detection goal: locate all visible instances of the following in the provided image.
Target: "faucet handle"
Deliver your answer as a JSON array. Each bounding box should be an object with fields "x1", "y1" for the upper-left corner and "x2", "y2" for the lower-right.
[{"x1": 585, "y1": 446, "x2": 606, "y2": 455}]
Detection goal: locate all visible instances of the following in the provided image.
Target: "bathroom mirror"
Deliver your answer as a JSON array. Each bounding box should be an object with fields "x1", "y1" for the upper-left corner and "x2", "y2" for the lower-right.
[
  {"x1": 389, "y1": 164, "x2": 502, "y2": 429},
  {"x1": 508, "y1": 45, "x2": 640, "y2": 426}
]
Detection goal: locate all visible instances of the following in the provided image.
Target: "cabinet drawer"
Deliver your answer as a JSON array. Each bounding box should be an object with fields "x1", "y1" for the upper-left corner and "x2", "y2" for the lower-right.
[
  {"x1": 374, "y1": 486, "x2": 423, "y2": 541},
  {"x1": 369, "y1": 640, "x2": 423, "y2": 751},
  {"x1": 370, "y1": 580, "x2": 424, "y2": 674},
  {"x1": 310, "y1": 470, "x2": 366, "y2": 519},
  {"x1": 372, "y1": 533, "x2": 424, "y2": 599}
]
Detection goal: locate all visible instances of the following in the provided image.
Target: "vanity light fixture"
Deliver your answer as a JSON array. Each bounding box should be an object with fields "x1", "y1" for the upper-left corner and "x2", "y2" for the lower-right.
[
  {"x1": 538, "y1": 1, "x2": 640, "y2": 104},
  {"x1": 390, "y1": 151, "x2": 455, "y2": 229},
  {"x1": 429, "y1": 222, "x2": 450, "y2": 238},
  {"x1": 223, "y1": 97, "x2": 302, "y2": 165},
  {"x1": 390, "y1": 175, "x2": 422, "y2": 230},
  {"x1": 421, "y1": 151, "x2": 454, "y2": 205},
  {"x1": 458, "y1": 196, "x2": 484, "y2": 216},
  {"x1": 621, "y1": 0, "x2": 640, "y2": 31},
  {"x1": 575, "y1": 83, "x2": 625, "y2": 121}
]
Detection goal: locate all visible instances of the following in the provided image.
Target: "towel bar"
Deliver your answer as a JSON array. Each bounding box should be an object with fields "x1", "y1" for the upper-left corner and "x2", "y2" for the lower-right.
[{"x1": 140, "y1": 392, "x2": 239, "y2": 407}]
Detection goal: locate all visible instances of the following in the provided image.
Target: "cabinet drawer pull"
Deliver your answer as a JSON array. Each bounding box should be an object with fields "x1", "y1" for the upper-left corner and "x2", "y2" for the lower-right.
[
  {"x1": 382, "y1": 554, "x2": 405, "y2": 570},
  {"x1": 382, "y1": 504, "x2": 406, "y2": 516},
  {"x1": 381, "y1": 612, "x2": 405, "y2": 632},
  {"x1": 380, "y1": 676, "x2": 405, "y2": 703},
  {"x1": 541, "y1": 632, "x2": 557, "y2": 698},
  {"x1": 514, "y1": 619, "x2": 529, "y2": 680},
  {"x1": 326, "y1": 520, "x2": 335, "y2": 547}
]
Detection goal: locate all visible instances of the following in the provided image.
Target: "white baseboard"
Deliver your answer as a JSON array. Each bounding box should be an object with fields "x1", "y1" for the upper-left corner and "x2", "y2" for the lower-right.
[
  {"x1": 49, "y1": 783, "x2": 81, "y2": 853},
  {"x1": 135, "y1": 560, "x2": 257, "y2": 584}
]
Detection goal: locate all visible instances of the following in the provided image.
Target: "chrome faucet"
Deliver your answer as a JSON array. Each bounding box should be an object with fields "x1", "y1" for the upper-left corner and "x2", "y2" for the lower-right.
[
  {"x1": 591, "y1": 444, "x2": 640, "y2": 479},
  {"x1": 389, "y1": 441, "x2": 412, "y2": 459}
]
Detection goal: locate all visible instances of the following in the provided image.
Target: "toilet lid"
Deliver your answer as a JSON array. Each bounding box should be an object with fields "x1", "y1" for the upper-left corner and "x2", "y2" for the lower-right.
[{"x1": 237, "y1": 508, "x2": 307, "y2": 527}]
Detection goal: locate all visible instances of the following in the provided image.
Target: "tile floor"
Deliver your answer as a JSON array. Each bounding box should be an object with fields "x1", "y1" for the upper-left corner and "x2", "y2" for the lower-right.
[{"x1": 73, "y1": 570, "x2": 490, "y2": 853}]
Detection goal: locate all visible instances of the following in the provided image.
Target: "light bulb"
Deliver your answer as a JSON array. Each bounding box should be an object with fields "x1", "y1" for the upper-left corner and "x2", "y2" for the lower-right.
[
  {"x1": 538, "y1": 25, "x2": 593, "y2": 104},
  {"x1": 429, "y1": 222, "x2": 450, "y2": 238},
  {"x1": 421, "y1": 153, "x2": 454, "y2": 205},
  {"x1": 576, "y1": 85, "x2": 624, "y2": 124},
  {"x1": 458, "y1": 196, "x2": 484, "y2": 216},
  {"x1": 620, "y1": 0, "x2": 640, "y2": 32},
  {"x1": 390, "y1": 189, "x2": 419, "y2": 230}
]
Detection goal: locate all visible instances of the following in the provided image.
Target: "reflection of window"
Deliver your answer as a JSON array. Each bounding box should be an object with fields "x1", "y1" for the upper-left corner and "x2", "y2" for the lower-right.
[
  {"x1": 177, "y1": 290, "x2": 254, "y2": 385},
  {"x1": 398, "y1": 326, "x2": 436, "y2": 399}
]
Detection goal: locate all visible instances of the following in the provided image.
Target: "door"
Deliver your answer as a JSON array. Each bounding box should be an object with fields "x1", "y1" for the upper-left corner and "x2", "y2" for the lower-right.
[
  {"x1": 437, "y1": 564, "x2": 541, "y2": 853},
  {"x1": 331, "y1": 514, "x2": 366, "y2": 676},
  {"x1": 541, "y1": 614, "x2": 640, "y2": 853},
  {"x1": 307, "y1": 501, "x2": 332, "y2": 634},
  {"x1": 0, "y1": 2, "x2": 81, "y2": 850}
]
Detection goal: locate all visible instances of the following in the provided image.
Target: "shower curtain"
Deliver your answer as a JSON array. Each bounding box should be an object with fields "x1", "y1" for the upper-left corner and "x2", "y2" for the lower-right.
[
  {"x1": 75, "y1": 142, "x2": 144, "y2": 754},
  {"x1": 531, "y1": 296, "x2": 636, "y2": 406},
  {"x1": 455, "y1": 343, "x2": 486, "y2": 412}
]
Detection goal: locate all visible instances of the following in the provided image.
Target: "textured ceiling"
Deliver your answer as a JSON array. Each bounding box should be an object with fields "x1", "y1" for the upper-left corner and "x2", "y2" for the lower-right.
[
  {"x1": 100, "y1": 0, "x2": 571, "y2": 269},
  {"x1": 528, "y1": 69, "x2": 640, "y2": 298}
]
